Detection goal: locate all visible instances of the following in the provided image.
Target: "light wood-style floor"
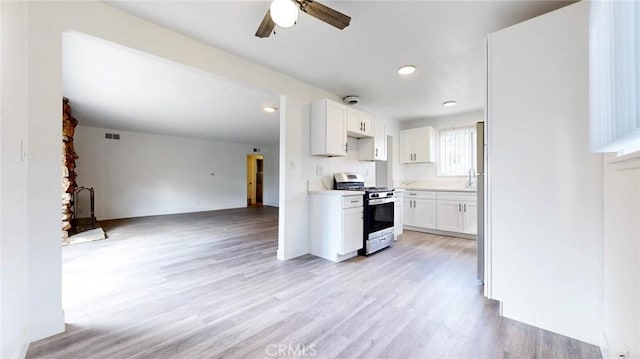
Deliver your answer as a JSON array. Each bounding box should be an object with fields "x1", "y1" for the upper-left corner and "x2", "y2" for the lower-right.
[{"x1": 27, "y1": 206, "x2": 600, "y2": 359}]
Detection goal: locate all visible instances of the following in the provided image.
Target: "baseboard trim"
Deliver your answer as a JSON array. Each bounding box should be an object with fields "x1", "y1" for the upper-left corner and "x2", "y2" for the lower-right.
[
  {"x1": 403, "y1": 226, "x2": 477, "y2": 240},
  {"x1": 277, "y1": 247, "x2": 308, "y2": 261},
  {"x1": 27, "y1": 309, "x2": 65, "y2": 343}
]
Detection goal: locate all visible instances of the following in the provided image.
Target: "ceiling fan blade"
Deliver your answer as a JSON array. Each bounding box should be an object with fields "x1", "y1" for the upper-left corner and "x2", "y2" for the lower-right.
[
  {"x1": 299, "y1": 0, "x2": 351, "y2": 30},
  {"x1": 255, "y1": 9, "x2": 276, "y2": 38}
]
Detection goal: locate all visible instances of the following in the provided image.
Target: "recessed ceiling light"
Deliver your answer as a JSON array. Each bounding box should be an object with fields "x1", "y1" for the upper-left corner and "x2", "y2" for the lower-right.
[
  {"x1": 442, "y1": 101, "x2": 457, "y2": 107},
  {"x1": 263, "y1": 106, "x2": 277, "y2": 113},
  {"x1": 397, "y1": 65, "x2": 416, "y2": 75}
]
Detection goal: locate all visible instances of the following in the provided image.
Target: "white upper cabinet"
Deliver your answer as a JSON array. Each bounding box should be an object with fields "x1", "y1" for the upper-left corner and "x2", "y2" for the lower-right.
[
  {"x1": 400, "y1": 127, "x2": 436, "y2": 163},
  {"x1": 310, "y1": 99, "x2": 347, "y2": 157},
  {"x1": 358, "y1": 119, "x2": 387, "y2": 161},
  {"x1": 360, "y1": 112, "x2": 374, "y2": 137},
  {"x1": 347, "y1": 108, "x2": 374, "y2": 138}
]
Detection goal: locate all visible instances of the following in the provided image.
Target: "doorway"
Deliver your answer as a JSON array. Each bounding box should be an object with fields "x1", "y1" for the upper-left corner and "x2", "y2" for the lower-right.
[{"x1": 247, "y1": 154, "x2": 264, "y2": 206}]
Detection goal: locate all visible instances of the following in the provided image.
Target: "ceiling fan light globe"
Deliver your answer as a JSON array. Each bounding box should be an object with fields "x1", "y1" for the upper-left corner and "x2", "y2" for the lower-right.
[{"x1": 270, "y1": 0, "x2": 299, "y2": 28}]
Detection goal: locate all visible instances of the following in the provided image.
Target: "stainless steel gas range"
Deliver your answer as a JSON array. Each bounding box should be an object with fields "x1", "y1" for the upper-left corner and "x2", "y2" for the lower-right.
[{"x1": 334, "y1": 173, "x2": 395, "y2": 255}]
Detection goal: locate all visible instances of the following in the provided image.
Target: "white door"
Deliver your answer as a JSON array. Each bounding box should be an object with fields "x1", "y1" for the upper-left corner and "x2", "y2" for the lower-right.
[
  {"x1": 326, "y1": 102, "x2": 347, "y2": 156},
  {"x1": 462, "y1": 201, "x2": 478, "y2": 234},
  {"x1": 403, "y1": 198, "x2": 414, "y2": 226},
  {"x1": 399, "y1": 130, "x2": 413, "y2": 163},
  {"x1": 341, "y1": 207, "x2": 363, "y2": 254},
  {"x1": 413, "y1": 199, "x2": 437, "y2": 229},
  {"x1": 436, "y1": 200, "x2": 461, "y2": 232}
]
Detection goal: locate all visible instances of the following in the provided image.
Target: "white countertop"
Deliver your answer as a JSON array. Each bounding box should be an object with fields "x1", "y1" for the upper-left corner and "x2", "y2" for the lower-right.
[
  {"x1": 397, "y1": 186, "x2": 477, "y2": 193},
  {"x1": 309, "y1": 190, "x2": 365, "y2": 196}
]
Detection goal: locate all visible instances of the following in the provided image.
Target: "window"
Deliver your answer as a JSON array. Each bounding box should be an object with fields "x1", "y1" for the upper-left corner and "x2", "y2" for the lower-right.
[
  {"x1": 438, "y1": 126, "x2": 476, "y2": 176},
  {"x1": 589, "y1": 0, "x2": 640, "y2": 154}
]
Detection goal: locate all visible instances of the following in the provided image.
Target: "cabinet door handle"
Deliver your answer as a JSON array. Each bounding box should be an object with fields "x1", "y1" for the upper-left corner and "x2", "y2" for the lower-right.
[
  {"x1": 413, "y1": 200, "x2": 416, "y2": 208},
  {"x1": 360, "y1": 122, "x2": 363, "y2": 131},
  {"x1": 464, "y1": 203, "x2": 466, "y2": 212},
  {"x1": 375, "y1": 148, "x2": 378, "y2": 157},
  {"x1": 351, "y1": 200, "x2": 359, "y2": 203},
  {"x1": 345, "y1": 142, "x2": 348, "y2": 152},
  {"x1": 458, "y1": 203, "x2": 462, "y2": 212},
  {"x1": 364, "y1": 122, "x2": 366, "y2": 132}
]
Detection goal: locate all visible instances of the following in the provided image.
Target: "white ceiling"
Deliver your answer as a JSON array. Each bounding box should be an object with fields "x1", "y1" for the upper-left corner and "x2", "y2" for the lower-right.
[
  {"x1": 63, "y1": 32, "x2": 280, "y2": 145},
  {"x1": 106, "y1": 0, "x2": 573, "y2": 120}
]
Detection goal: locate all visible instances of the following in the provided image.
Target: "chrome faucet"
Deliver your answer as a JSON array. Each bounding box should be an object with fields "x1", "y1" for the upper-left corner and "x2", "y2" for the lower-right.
[{"x1": 468, "y1": 168, "x2": 476, "y2": 188}]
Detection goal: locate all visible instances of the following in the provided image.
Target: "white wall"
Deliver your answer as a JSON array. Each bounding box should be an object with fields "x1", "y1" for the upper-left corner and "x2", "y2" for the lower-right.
[
  {"x1": 602, "y1": 152, "x2": 640, "y2": 358},
  {"x1": 0, "y1": 3, "x2": 29, "y2": 358},
  {"x1": 263, "y1": 144, "x2": 280, "y2": 207},
  {"x1": 74, "y1": 126, "x2": 271, "y2": 220},
  {"x1": 399, "y1": 110, "x2": 483, "y2": 187},
  {"x1": 488, "y1": 2, "x2": 602, "y2": 345}
]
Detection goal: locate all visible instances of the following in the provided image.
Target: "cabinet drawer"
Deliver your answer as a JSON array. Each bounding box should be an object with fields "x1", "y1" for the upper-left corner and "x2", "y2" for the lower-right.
[
  {"x1": 405, "y1": 191, "x2": 436, "y2": 199},
  {"x1": 436, "y1": 191, "x2": 476, "y2": 202},
  {"x1": 342, "y1": 195, "x2": 364, "y2": 208}
]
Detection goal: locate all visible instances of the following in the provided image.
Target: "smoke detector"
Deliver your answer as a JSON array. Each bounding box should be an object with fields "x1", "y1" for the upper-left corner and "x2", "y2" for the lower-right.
[{"x1": 343, "y1": 96, "x2": 360, "y2": 105}]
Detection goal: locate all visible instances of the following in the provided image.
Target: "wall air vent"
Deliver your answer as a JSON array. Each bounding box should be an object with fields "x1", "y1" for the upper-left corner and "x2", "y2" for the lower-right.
[{"x1": 105, "y1": 133, "x2": 120, "y2": 140}]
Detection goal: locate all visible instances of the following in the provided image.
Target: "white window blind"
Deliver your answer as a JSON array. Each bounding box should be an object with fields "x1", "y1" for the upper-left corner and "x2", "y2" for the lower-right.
[
  {"x1": 438, "y1": 126, "x2": 476, "y2": 176},
  {"x1": 590, "y1": 0, "x2": 640, "y2": 153}
]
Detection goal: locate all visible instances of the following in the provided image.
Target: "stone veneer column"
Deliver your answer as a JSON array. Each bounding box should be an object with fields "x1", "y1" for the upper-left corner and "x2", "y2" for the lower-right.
[{"x1": 62, "y1": 97, "x2": 78, "y2": 242}]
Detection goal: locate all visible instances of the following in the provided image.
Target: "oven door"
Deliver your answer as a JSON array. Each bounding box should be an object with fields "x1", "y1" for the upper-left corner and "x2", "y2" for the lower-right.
[{"x1": 366, "y1": 198, "x2": 395, "y2": 234}]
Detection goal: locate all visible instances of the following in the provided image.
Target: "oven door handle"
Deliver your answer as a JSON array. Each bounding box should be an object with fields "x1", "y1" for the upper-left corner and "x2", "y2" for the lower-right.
[{"x1": 368, "y1": 198, "x2": 395, "y2": 205}]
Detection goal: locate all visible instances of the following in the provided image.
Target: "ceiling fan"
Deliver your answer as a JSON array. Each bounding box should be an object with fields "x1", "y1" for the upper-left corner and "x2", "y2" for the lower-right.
[{"x1": 255, "y1": 0, "x2": 351, "y2": 38}]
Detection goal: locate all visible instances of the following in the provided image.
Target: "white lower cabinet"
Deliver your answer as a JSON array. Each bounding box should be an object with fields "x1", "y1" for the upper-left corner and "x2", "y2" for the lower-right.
[
  {"x1": 310, "y1": 193, "x2": 363, "y2": 262},
  {"x1": 403, "y1": 191, "x2": 437, "y2": 229},
  {"x1": 436, "y1": 200, "x2": 462, "y2": 232},
  {"x1": 403, "y1": 190, "x2": 477, "y2": 236},
  {"x1": 461, "y1": 201, "x2": 477, "y2": 234},
  {"x1": 412, "y1": 199, "x2": 437, "y2": 228},
  {"x1": 342, "y1": 206, "x2": 364, "y2": 254},
  {"x1": 436, "y1": 192, "x2": 477, "y2": 235}
]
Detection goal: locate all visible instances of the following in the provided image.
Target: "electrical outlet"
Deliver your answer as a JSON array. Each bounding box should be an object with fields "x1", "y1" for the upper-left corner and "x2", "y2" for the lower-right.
[{"x1": 316, "y1": 165, "x2": 324, "y2": 176}]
